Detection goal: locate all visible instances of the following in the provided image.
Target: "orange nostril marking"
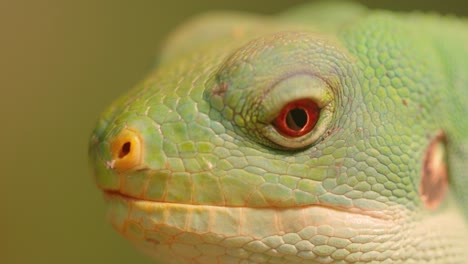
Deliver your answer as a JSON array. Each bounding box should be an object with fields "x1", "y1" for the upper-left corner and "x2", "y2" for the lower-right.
[{"x1": 110, "y1": 128, "x2": 142, "y2": 172}]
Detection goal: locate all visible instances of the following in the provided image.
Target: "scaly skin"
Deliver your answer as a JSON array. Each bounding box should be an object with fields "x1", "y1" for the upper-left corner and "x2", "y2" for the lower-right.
[{"x1": 89, "y1": 2, "x2": 468, "y2": 263}]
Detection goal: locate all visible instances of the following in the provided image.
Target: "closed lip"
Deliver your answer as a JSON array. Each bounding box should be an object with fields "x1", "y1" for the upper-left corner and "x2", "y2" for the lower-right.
[{"x1": 103, "y1": 189, "x2": 393, "y2": 221}]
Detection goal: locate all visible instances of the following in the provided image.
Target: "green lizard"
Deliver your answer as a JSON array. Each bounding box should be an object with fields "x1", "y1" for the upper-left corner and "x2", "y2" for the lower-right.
[{"x1": 89, "y1": 2, "x2": 468, "y2": 263}]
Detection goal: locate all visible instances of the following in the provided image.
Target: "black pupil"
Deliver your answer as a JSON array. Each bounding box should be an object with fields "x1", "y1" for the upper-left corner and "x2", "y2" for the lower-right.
[{"x1": 286, "y1": 108, "x2": 308, "y2": 131}]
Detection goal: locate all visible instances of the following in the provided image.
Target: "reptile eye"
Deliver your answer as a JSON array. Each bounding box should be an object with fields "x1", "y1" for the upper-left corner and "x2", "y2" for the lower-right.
[
  {"x1": 274, "y1": 99, "x2": 320, "y2": 137},
  {"x1": 253, "y1": 74, "x2": 334, "y2": 149}
]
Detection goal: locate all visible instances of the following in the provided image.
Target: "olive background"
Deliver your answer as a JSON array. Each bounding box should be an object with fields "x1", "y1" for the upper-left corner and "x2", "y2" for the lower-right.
[{"x1": 2, "y1": 1, "x2": 466, "y2": 263}]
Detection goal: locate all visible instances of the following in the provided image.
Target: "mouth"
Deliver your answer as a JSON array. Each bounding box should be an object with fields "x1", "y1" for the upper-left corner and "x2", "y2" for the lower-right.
[{"x1": 103, "y1": 189, "x2": 394, "y2": 223}]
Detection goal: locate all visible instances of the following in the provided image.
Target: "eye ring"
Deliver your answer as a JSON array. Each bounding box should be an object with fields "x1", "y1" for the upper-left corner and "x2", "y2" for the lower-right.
[
  {"x1": 273, "y1": 99, "x2": 320, "y2": 137},
  {"x1": 257, "y1": 74, "x2": 335, "y2": 149}
]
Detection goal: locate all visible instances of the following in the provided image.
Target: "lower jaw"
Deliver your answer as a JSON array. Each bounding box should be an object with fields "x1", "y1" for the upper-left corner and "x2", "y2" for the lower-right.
[
  {"x1": 104, "y1": 192, "x2": 403, "y2": 263},
  {"x1": 103, "y1": 193, "x2": 468, "y2": 263}
]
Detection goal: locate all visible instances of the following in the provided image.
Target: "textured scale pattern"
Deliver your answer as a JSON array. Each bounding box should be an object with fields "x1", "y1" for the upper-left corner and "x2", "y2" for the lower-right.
[{"x1": 89, "y1": 2, "x2": 468, "y2": 263}]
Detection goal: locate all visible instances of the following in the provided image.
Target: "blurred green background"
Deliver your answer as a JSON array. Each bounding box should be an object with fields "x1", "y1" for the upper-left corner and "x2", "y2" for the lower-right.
[{"x1": 2, "y1": 1, "x2": 466, "y2": 263}]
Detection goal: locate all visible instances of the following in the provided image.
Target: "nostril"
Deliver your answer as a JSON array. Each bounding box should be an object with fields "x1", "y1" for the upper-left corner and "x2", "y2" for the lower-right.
[
  {"x1": 109, "y1": 128, "x2": 142, "y2": 172},
  {"x1": 119, "y1": 142, "x2": 131, "y2": 159}
]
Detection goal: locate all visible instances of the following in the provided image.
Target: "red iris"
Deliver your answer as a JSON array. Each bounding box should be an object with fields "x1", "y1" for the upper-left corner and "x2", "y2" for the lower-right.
[{"x1": 273, "y1": 99, "x2": 320, "y2": 137}]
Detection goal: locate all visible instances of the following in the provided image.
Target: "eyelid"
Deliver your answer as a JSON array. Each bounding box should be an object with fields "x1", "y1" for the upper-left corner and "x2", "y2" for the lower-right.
[{"x1": 258, "y1": 74, "x2": 332, "y2": 124}]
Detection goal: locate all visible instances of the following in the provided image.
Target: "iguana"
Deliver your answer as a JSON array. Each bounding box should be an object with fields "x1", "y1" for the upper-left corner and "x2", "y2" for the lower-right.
[{"x1": 89, "y1": 2, "x2": 468, "y2": 263}]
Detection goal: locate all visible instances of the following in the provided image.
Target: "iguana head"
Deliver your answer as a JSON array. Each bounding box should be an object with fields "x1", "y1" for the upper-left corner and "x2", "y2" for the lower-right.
[{"x1": 89, "y1": 5, "x2": 468, "y2": 263}]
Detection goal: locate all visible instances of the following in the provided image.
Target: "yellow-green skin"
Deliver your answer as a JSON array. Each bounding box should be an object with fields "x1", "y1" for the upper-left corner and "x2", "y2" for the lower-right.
[{"x1": 89, "y1": 2, "x2": 468, "y2": 263}]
